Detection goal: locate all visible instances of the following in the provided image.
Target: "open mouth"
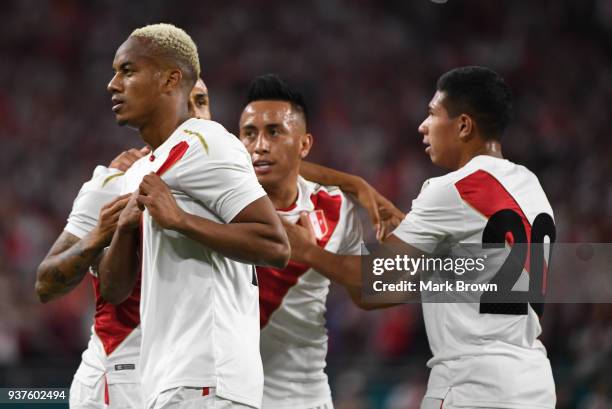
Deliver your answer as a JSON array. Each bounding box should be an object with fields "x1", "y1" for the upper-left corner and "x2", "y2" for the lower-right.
[{"x1": 253, "y1": 160, "x2": 275, "y2": 174}]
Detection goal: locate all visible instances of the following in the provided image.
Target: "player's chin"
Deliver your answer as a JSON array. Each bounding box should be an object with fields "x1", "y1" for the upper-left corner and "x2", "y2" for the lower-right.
[
  {"x1": 425, "y1": 149, "x2": 435, "y2": 162},
  {"x1": 255, "y1": 173, "x2": 273, "y2": 185},
  {"x1": 115, "y1": 113, "x2": 135, "y2": 128},
  {"x1": 256, "y1": 173, "x2": 281, "y2": 190}
]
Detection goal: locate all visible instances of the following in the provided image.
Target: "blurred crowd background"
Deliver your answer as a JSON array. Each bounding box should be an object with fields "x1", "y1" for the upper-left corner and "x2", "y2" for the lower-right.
[{"x1": 1, "y1": 0, "x2": 611, "y2": 408}]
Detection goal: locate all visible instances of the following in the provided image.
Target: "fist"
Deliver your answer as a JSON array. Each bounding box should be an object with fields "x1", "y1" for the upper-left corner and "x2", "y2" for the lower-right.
[
  {"x1": 137, "y1": 173, "x2": 185, "y2": 230},
  {"x1": 92, "y1": 194, "x2": 131, "y2": 245},
  {"x1": 117, "y1": 192, "x2": 143, "y2": 231},
  {"x1": 280, "y1": 212, "x2": 317, "y2": 263}
]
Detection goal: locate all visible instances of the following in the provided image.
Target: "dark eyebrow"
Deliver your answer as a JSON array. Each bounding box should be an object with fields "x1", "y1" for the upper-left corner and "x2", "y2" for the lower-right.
[
  {"x1": 194, "y1": 93, "x2": 208, "y2": 99},
  {"x1": 119, "y1": 62, "x2": 133, "y2": 71}
]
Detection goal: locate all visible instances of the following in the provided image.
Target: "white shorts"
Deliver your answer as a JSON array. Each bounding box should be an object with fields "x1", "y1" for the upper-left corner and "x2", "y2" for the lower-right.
[
  {"x1": 261, "y1": 396, "x2": 333, "y2": 409},
  {"x1": 420, "y1": 389, "x2": 510, "y2": 409},
  {"x1": 149, "y1": 387, "x2": 254, "y2": 409},
  {"x1": 69, "y1": 376, "x2": 142, "y2": 409},
  {"x1": 421, "y1": 391, "x2": 456, "y2": 409},
  {"x1": 305, "y1": 398, "x2": 333, "y2": 409},
  {"x1": 421, "y1": 386, "x2": 556, "y2": 409}
]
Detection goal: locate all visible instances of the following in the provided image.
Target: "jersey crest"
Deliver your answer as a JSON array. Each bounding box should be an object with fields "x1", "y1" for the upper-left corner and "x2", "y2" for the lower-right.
[{"x1": 308, "y1": 210, "x2": 328, "y2": 240}]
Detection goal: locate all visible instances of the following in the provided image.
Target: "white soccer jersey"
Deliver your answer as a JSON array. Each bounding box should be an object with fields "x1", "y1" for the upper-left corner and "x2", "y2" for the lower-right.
[
  {"x1": 64, "y1": 166, "x2": 142, "y2": 389},
  {"x1": 120, "y1": 118, "x2": 267, "y2": 409},
  {"x1": 393, "y1": 155, "x2": 556, "y2": 408},
  {"x1": 257, "y1": 177, "x2": 364, "y2": 409}
]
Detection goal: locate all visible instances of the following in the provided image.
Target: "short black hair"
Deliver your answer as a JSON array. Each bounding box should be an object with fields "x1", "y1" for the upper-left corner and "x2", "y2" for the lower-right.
[
  {"x1": 246, "y1": 74, "x2": 308, "y2": 126},
  {"x1": 436, "y1": 66, "x2": 513, "y2": 139}
]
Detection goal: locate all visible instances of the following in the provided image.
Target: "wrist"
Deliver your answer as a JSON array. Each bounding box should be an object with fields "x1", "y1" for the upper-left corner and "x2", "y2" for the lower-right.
[
  {"x1": 299, "y1": 241, "x2": 320, "y2": 265},
  {"x1": 81, "y1": 230, "x2": 107, "y2": 251},
  {"x1": 170, "y1": 208, "x2": 189, "y2": 232},
  {"x1": 117, "y1": 222, "x2": 139, "y2": 234}
]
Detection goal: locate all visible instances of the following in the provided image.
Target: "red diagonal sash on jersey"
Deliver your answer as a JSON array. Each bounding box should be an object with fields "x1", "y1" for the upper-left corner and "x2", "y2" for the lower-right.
[
  {"x1": 91, "y1": 142, "x2": 189, "y2": 355},
  {"x1": 92, "y1": 273, "x2": 141, "y2": 355},
  {"x1": 92, "y1": 213, "x2": 144, "y2": 355},
  {"x1": 454, "y1": 169, "x2": 535, "y2": 276},
  {"x1": 258, "y1": 190, "x2": 342, "y2": 328},
  {"x1": 156, "y1": 141, "x2": 189, "y2": 176}
]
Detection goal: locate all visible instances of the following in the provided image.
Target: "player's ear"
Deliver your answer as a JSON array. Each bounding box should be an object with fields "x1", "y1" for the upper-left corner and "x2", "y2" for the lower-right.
[
  {"x1": 161, "y1": 69, "x2": 183, "y2": 93},
  {"x1": 458, "y1": 114, "x2": 474, "y2": 141},
  {"x1": 299, "y1": 133, "x2": 313, "y2": 159}
]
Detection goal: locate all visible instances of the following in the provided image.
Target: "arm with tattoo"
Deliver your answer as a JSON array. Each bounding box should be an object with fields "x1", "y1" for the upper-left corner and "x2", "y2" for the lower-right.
[
  {"x1": 35, "y1": 232, "x2": 105, "y2": 303},
  {"x1": 35, "y1": 194, "x2": 130, "y2": 303}
]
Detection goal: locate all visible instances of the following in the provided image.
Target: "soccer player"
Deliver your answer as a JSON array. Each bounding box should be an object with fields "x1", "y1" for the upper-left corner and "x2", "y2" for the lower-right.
[
  {"x1": 237, "y1": 74, "x2": 371, "y2": 409},
  {"x1": 287, "y1": 67, "x2": 556, "y2": 409},
  {"x1": 35, "y1": 148, "x2": 147, "y2": 409},
  {"x1": 34, "y1": 72, "x2": 214, "y2": 408},
  {"x1": 99, "y1": 23, "x2": 289, "y2": 409},
  {"x1": 398, "y1": 66, "x2": 556, "y2": 409},
  {"x1": 188, "y1": 77, "x2": 211, "y2": 119},
  {"x1": 188, "y1": 70, "x2": 396, "y2": 241}
]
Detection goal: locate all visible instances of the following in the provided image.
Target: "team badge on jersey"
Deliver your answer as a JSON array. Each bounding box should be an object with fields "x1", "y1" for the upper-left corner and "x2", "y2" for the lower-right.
[{"x1": 307, "y1": 210, "x2": 329, "y2": 240}]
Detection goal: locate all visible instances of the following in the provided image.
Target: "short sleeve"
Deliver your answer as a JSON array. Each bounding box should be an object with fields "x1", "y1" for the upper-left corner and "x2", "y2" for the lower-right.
[
  {"x1": 64, "y1": 166, "x2": 123, "y2": 239},
  {"x1": 176, "y1": 130, "x2": 266, "y2": 223},
  {"x1": 337, "y1": 196, "x2": 365, "y2": 256},
  {"x1": 391, "y1": 179, "x2": 465, "y2": 253}
]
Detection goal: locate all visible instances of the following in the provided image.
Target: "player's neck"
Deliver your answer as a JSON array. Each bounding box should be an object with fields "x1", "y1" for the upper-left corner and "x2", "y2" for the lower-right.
[
  {"x1": 458, "y1": 139, "x2": 503, "y2": 169},
  {"x1": 139, "y1": 107, "x2": 191, "y2": 150},
  {"x1": 265, "y1": 178, "x2": 299, "y2": 210}
]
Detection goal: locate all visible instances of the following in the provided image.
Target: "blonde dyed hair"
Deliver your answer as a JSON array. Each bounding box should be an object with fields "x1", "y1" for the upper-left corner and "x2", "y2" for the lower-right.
[{"x1": 130, "y1": 23, "x2": 200, "y2": 87}]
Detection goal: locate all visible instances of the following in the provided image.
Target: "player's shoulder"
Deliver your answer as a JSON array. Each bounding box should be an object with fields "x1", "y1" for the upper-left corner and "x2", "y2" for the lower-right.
[
  {"x1": 425, "y1": 156, "x2": 499, "y2": 188},
  {"x1": 415, "y1": 172, "x2": 464, "y2": 207},
  {"x1": 511, "y1": 161, "x2": 545, "y2": 187},
  {"x1": 300, "y1": 177, "x2": 346, "y2": 202},
  {"x1": 411, "y1": 158, "x2": 504, "y2": 209},
  {"x1": 453, "y1": 156, "x2": 547, "y2": 198},
  {"x1": 504, "y1": 161, "x2": 554, "y2": 217},
  {"x1": 181, "y1": 117, "x2": 228, "y2": 136},
  {"x1": 83, "y1": 165, "x2": 124, "y2": 193},
  {"x1": 178, "y1": 118, "x2": 242, "y2": 155},
  {"x1": 422, "y1": 156, "x2": 526, "y2": 196},
  {"x1": 299, "y1": 177, "x2": 357, "y2": 215},
  {"x1": 300, "y1": 177, "x2": 342, "y2": 196}
]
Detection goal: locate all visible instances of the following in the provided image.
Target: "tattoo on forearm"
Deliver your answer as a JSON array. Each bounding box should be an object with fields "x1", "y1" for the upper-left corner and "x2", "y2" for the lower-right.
[{"x1": 37, "y1": 232, "x2": 104, "y2": 299}]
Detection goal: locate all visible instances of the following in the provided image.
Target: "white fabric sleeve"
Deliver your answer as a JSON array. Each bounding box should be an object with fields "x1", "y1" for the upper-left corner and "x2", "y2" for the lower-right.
[
  {"x1": 176, "y1": 131, "x2": 267, "y2": 223},
  {"x1": 391, "y1": 179, "x2": 465, "y2": 253},
  {"x1": 64, "y1": 166, "x2": 123, "y2": 239},
  {"x1": 337, "y1": 196, "x2": 365, "y2": 256}
]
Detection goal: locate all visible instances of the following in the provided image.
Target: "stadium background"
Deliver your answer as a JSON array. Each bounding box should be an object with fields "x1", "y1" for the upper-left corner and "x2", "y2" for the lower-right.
[{"x1": 1, "y1": 0, "x2": 611, "y2": 408}]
